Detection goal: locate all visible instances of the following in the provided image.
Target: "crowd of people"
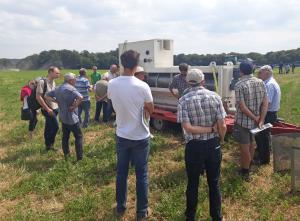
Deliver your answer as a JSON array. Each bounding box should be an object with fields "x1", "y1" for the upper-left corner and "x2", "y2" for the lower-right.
[
  {"x1": 19, "y1": 50, "x2": 283, "y2": 221},
  {"x1": 171, "y1": 61, "x2": 281, "y2": 221},
  {"x1": 278, "y1": 63, "x2": 296, "y2": 74}
]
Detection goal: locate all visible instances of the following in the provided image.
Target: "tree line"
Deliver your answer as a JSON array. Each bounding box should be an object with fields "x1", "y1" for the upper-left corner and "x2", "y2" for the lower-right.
[{"x1": 1, "y1": 47, "x2": 300, "y2": 70}]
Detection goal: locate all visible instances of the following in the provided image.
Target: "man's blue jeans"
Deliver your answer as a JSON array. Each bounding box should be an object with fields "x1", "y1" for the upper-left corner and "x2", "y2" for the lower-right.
[
  {"x1": 94, "y1": 100, "x2": 109, "y2": 122},
  {"x1": 78, "y1": 100, "x2": 90, "y2": 128},
  {"x1": 41, "y1": 109, "x2": 59, "y2": 149},
  {"x1": 106, "y1": 99, "x2": 113, "y2": 121},
  {"x1": 116, "y1": 136, "x2": 150, "y2": 218}
]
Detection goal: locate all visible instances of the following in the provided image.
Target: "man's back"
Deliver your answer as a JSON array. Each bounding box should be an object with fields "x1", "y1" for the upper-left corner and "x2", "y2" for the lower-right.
[
  {"x1": 178, "y1": 86, "x2": 226, "y2": 141},
  {"x1": 53, "y1": 83, "x2": 80, "y2": 125},
  {"x1": 235, "y1": 75, "x2": 266, "y2": 129},
  {"x1": 108, "y1": 76, "x2": 153, "y2": 140},
  {"x1": 75, "y1": 76, "x2": 90, "y2": 101}
]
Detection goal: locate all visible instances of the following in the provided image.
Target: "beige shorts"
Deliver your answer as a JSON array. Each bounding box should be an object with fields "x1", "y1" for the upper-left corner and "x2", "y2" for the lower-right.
[{"x1": 233, "y1": 124, "x2": 254, "y2": 144}]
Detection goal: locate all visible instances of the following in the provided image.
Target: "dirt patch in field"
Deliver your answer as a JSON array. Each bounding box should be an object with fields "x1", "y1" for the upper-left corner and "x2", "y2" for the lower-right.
[
  {"x1": 0, "y1": 199, "x2": 20, "y2": 217},
  {"x1": 223, "y1": 200, "x2": 259, "y2": 221},
  {"x1": 28, "y1": 194, "x2": 64, "y2": 214}
]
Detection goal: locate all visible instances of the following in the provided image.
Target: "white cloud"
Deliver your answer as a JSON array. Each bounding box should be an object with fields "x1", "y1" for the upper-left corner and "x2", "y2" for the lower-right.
[{"x1": 0, "y1": 0, "x2": 299, "y2": 58}]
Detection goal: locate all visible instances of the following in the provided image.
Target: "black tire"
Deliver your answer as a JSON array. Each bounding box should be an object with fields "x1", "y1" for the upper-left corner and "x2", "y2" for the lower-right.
[{"x1": 151, "y1": 118, "x2": 166, "y2": 131}]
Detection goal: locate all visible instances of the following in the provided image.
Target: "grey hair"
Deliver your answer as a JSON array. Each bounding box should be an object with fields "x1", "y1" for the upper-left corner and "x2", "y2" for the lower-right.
[{"x1": 259, "y1": 65, "x2": 273, "y2": 75}]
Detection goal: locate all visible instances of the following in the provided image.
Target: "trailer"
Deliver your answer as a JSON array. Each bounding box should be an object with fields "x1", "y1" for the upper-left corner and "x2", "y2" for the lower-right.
[{"x1": 118, "y1": 39, "x2": 300, "y2": 134}]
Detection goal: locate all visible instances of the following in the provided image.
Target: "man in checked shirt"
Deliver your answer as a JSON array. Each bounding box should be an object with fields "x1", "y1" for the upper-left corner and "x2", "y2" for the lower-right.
[
  {"x1": 169, "y1": 63, "x2": 190, "y2": 98},
  {"x1": 178, "y1": 68, "x2": 227, "y2": 221},
  {"x1": 234, "y1": 61, "x2": 268, "y2": 181}
]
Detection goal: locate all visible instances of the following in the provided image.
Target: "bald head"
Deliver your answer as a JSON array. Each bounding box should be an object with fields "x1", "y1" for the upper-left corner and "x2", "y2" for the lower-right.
[
  {"x1": 110, "y1": 64, "x2": 118, "y2": 74},
  {"x1": 258, "y1": 65, "x2": 273, "y2": 81}
]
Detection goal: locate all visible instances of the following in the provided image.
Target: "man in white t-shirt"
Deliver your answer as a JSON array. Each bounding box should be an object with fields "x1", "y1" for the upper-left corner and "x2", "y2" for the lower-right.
[{"x1": 108, "y1": 50, "x2": 154, "y2": 220}]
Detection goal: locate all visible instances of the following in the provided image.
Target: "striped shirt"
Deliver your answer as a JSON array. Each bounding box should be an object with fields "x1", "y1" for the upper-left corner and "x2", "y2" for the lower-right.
[
  {"x1": 177, "y1": 86, "x2": 226, "y2": 142},
  {"x1": 75, "y1": 76, "x2": 90, "y2": 101},
  {"x1": 235, "y1": 75, "x2": 267, "y2": 129}
]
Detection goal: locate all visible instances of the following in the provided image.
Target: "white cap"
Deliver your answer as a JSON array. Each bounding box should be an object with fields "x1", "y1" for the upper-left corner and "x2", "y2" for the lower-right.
[
  {"x1": 186, "y1": 68, "x2": 204, "y2": 85},
  {"x1": 135, "y1": 66, "x2": 145, "y2": 73},
  {"x1": 64, "y1": 72, "x2": 76, "y2": 81}
]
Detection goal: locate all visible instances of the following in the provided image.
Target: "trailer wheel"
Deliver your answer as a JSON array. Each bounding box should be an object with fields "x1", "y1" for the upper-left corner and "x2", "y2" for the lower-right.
[{"x1": 151, "y1": 118, "x2": 166, "y2": 131}]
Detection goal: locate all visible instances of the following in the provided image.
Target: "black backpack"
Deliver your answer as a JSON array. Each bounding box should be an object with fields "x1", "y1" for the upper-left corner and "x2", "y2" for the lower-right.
[{"x1": 28, "y1": 78, "x2": 47, "y2": 111}]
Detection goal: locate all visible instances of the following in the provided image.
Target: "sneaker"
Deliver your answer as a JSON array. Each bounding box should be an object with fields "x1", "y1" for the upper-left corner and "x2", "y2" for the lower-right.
[{"x1": 137, "y1": 208, "x2": 152, "y2": 221}]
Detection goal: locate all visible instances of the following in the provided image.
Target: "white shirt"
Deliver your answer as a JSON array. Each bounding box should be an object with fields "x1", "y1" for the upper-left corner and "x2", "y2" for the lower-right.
[
  {"x1": 108, "y1": 76, "x2": 153, "y2": 140},
  {"x1": 102, "y1": 71, "x2": 118, "y2": 81},
  {"x1": 23, "y1": 96, "x2": 29, "y2": 109}
]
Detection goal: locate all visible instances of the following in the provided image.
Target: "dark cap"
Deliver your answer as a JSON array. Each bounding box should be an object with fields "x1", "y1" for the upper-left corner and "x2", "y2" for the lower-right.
[{"x1": 239, "y1": 61, "x2": 253, "y2": 75}]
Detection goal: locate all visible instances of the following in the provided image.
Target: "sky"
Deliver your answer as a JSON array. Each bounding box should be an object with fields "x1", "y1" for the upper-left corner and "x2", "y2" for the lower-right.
[{"x1": 0, "y1": 0, "x2": 300, "y2": 58}]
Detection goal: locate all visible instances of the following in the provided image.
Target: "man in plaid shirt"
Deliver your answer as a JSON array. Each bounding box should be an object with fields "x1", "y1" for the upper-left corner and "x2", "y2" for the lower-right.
[
  {"x1": 178, "y1": 68, "x2": 227, "y2": 221},
  {"x1": 234, "y1": 61, "x2": 268, "y2": 181},
  {"x1": 169, "y1": 63, "x2": 190, "y2": 98}
]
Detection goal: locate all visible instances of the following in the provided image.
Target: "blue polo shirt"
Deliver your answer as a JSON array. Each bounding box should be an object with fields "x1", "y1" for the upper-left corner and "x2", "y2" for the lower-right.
[
  {"x1": 46, "y1": 83, "x2": 82, "y2": 125},
  {"x1": 264, "y1": 76, "x2": 281, "y2": 112}
]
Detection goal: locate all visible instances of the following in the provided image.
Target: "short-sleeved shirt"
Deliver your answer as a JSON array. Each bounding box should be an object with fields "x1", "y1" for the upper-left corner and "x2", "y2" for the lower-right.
[
  {"x1": 107, "y1": 76, "x2": 153, "y2": 140},
  {"x1": 235, "y1": 75, "x2": 267, "y2": 129},
  {"x1": 177, "y1": 86, "x2": 226, "y2": 142},
  {"x1": 75, "y1": 76, "x2": 90, "y2": 101},
  {"x1": 102, "y1": 71, "x2": 118, "y2": 81},
  {"x1": 91, "y1": 72, "x2": 101, "y2": 85},
  {"x1": 169, "y1": 74, "x2": 189, "y2": 98},
  {"x1": 46, "y1": 83, "x2": 82, "y2": 125},
  {"x1": 264, "y1": 76, "x2": 281, "y2": 112},
  {"x1": 94, "y1": 80, "x2": 108, "y2": 102},
  {"x1": 36, "y1": 78, "x2": 58, "y2": 110}
]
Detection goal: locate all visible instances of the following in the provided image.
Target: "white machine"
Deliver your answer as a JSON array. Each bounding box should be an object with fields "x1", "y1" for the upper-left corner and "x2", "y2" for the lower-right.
[{"x1": 118, "y1": 39, "x2": 239, "y2": 114}]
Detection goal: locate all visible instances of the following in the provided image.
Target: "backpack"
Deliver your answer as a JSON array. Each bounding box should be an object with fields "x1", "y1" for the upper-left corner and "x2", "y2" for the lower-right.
[{"x1": 28, "y1": 78, "x2": 47, "y2": 111}]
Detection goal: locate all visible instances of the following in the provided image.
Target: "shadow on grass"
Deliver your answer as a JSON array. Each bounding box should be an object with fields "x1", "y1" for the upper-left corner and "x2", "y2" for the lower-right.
[
  {"x1": 0, "y1": 146, "x2": 40, "y2": 164},
  {"x1": 24, "y1": 157, "x2": 57, "y2": 172}
]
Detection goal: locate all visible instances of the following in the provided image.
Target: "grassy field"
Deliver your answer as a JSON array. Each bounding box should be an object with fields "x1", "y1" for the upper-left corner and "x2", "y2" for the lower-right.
[{"x1": 0, "y1": 68, "x2": 300, "y2": 221}]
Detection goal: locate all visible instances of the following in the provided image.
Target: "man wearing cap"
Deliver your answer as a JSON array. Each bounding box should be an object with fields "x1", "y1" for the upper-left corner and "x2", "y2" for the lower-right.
[
  {"x1": 45, "y1": 73, "x2": 84, "y2": 161},
  {"x1": 135, "y1": 66, "x2": 147, "y2": 81},
  {"x1": 169, "y1": 63, "x2": 190, "y2": 99},
  {"x1": 234, "y1": 61, "x2": 268, "y2": 181},
  {"x1": 178, "y1": 68, "x2": 227, "y2": 221},
  {"x1": 91, "y1": 66, "x2": 101, "y2": 85},
  {"x1": 108, "y1": 50, "x2": 154, "y2": 220},
  {"x1": 75, "y1": 68, "x2": 92, "y2": 128},
  {"x1": 36, "y1": 66, "x2": 60, "y2": 151},
  {"x1": 255, "y1": 65, "x2": 281, "y2": 165}
]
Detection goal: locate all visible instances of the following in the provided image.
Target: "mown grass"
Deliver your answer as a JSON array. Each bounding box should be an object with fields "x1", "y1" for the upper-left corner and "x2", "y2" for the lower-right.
[{"x1": 0, "y1": 68, "x2": 299, "y2": 221}]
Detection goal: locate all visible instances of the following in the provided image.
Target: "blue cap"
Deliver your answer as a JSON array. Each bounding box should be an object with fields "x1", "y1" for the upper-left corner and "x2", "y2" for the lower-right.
[{"x1": 239, "y1": 61, "x2": 253, "y2": 75}]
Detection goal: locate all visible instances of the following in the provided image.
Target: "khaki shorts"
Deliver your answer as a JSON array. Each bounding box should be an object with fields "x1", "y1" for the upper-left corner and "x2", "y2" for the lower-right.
[{"x1": 233, "y1": 124, "x2": 254, "y2": 144}]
